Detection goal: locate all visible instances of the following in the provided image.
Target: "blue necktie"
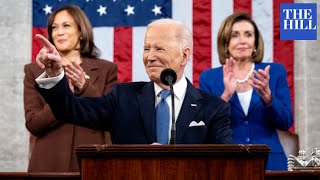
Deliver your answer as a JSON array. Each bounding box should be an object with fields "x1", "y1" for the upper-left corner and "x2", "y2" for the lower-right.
[{"x1": 156, "y1": 90, "x2": 171, "y2": 144}]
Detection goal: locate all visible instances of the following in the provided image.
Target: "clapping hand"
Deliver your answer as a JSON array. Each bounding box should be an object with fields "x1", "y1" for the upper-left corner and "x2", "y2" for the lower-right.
[
  {"x1": 35, "y1": 34, "x2": 63, "y2": 77},
  {"x1": 64, "y1": 61, "x2": 87, "y2": 90},
  {"x1": 249, "y1": 65, "x2": 272, "y2": 105},
  {"x1": 221, "y1": 57, "x2": 237, "y2": 102}
]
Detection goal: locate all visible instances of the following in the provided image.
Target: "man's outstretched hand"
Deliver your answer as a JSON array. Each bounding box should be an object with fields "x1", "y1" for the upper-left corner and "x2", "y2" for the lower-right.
[{"x1": 35, "y1": 34, "x2": 63, "y2": 77}]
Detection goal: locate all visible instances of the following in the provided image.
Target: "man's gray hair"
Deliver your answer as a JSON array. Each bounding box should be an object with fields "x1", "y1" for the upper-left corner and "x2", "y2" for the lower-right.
[{"x1": 148, "y1": 18, "x2": 193, "y2": 55}]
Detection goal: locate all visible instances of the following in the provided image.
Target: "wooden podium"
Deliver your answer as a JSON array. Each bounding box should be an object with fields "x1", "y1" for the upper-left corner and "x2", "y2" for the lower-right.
[{"x1": 75, "y1": 144, "x2": 270, "y2": 180}]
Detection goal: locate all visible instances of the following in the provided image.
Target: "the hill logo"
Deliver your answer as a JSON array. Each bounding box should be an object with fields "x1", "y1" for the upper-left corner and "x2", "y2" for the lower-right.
[{"x1": 280, "y1": 3, "x2": 317, "y2": 40}]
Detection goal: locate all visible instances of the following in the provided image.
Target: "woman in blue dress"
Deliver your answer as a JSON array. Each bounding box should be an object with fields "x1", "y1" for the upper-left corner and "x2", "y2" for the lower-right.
[{"x1": 199, "y1": 12, "x2": 293, "y2": 170}]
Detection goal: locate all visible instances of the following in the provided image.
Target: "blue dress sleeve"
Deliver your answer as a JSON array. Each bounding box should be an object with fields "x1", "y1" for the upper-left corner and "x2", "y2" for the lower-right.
[{"x1": 265, "y1": 63, "x2": 293, "y2": 130}]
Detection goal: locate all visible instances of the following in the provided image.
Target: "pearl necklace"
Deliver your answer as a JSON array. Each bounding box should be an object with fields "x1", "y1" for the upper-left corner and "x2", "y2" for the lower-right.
[{"x1": 236, "y1": 63, "x2": 255, "y2": 83}]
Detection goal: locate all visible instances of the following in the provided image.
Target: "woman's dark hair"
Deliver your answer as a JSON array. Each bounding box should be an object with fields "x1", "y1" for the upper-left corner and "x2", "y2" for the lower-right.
[{"x1": 47, "y1": 5, "x2": 100, "y2": 58}]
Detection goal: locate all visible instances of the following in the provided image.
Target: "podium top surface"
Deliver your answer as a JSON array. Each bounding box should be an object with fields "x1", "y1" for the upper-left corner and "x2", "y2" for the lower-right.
[{"x1": 75, "y1": 144, "x2": 270, "y2": 158}]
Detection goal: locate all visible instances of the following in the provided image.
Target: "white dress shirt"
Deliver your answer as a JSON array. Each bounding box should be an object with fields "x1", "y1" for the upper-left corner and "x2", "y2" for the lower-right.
[
  {"x1": 237, "y1": 88, "x2": 253, "y2": 116},
  {"x1": 35, "y1": 71, "x2": 64, "y2": 89}
]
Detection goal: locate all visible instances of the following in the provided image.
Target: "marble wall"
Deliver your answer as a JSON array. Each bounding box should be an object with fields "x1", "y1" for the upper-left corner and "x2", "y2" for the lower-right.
[
  {"x1": 295, "y1": 0, "x2": 320, "y2": 151},
  {"x1": 0, "y1": 0, "x2": 318, "y2": 171},
  {"x1": 0, "y1": 0, "x2": 30, "y2": 171}
]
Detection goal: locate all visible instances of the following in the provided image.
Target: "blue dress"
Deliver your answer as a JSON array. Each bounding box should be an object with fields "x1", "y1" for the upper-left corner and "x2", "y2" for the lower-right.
[{"x1": 199, "y1": 62, "x2": 293, "y2": 170}]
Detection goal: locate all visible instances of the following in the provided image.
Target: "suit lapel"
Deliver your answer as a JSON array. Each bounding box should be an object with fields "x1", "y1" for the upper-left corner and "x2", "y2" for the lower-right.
[
  {"x1": 248, "y1": 63, "x2": 262, "y2": 115},
  {"x1": 229, "y1": 86, "x2": 260, "y2": 116},
  {"x1": 138, "y1": 82, "x2": 156, "y2": 143},
  {"x1": 81, "y1": 58, "x2": 99, "y2": 83},
  {"x1": 176, "y1": 80, "x2": 202, "y2": 141},
  {"x1": 248, "y1": 86, "x2": 261, "y2": 115},
  {"x1": 229, "y1": 93, "x2": 244, "y2": 115}
]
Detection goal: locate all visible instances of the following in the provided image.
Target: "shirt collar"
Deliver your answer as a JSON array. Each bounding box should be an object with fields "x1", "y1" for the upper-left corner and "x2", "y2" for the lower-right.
[{"x1": 154, "y1": 74, "x2": 187, "y2": 100}]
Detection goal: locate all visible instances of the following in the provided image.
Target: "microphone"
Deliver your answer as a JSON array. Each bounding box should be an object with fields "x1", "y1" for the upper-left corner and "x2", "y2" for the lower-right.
[
  {"x1": 160, "y1": 68, "x2": 177, "y2": 144},
  {"x1": 160, "y1": 68, "x2": 177, "y2": 86}
]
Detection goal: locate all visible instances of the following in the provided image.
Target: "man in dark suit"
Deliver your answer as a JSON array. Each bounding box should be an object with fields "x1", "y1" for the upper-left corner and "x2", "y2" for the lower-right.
[{"x1": 34, "y1": 18, "x2": 232, "y2": 144}]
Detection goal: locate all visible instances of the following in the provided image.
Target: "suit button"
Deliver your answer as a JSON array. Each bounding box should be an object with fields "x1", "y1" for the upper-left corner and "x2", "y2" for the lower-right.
[
  {"x1": 246, "y1": 137, "x2": 250, "y2": 142},
  {"x1": 243, "y1": 121, "x2": 248, "y2": 126}
]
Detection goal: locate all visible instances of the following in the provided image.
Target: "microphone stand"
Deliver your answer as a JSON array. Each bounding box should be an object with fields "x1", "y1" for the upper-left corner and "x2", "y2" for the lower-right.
[
  {"x1": 160, "y1": 68, "x2": 177, "y2": 144},
  {"x1": 167, "y1": 78, "x2": 176, "y2": 144}
]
